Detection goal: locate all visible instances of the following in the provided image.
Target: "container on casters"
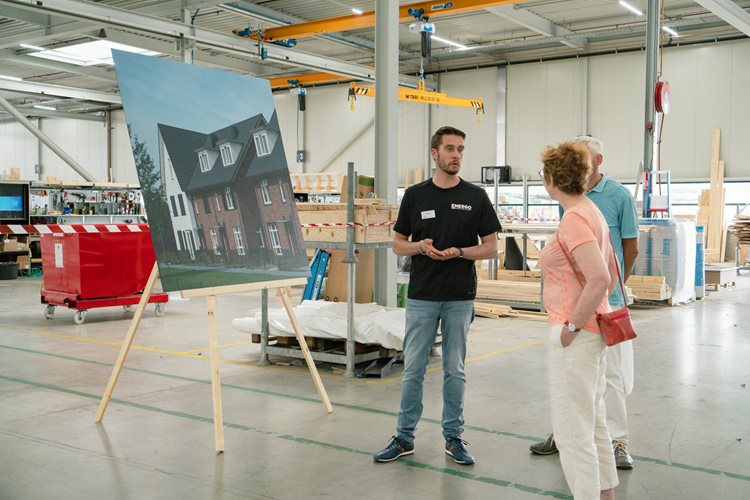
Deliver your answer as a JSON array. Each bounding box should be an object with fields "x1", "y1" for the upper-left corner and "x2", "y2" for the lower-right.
[{"x1": 40, "y1": 225, "x2": 168, "y2": 324}]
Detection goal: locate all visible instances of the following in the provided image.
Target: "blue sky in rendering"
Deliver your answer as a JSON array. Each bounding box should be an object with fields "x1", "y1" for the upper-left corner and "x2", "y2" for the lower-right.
[{"x1": 113, "y1": 50, "x2": 276, "y2": 160}]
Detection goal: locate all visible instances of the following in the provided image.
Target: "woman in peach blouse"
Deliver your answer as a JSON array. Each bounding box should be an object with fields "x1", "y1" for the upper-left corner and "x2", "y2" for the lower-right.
[{"x1": 538, "y1": 140, "x2": 620, "y2": 500}]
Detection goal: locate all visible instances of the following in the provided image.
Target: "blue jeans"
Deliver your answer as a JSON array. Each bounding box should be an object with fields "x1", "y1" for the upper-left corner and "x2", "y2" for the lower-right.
[{"x1": 396, "y1": 299, "x2": 474, "y2": 444}]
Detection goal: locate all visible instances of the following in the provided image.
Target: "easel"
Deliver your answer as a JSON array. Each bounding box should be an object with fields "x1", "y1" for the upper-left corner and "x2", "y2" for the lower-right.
[{"x1": 95, "y1": 263, "x2": 332, "y2": 453}]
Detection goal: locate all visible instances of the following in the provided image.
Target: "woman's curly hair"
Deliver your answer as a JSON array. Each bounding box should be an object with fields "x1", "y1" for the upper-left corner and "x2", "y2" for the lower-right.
[{"x1": 540, "y1": 140, "x2": 591, "y2": 195}]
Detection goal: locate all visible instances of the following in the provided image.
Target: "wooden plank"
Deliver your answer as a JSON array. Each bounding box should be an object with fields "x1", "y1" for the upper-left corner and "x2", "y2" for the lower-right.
[
  {"x1": 96, "y1": 264, "x2": 159, "y2": 422},
  {"x1": 180, "y1": 277, "x2": 308, "y2": 298},
  {"x1": 207, "y1": 294, "x2": 225, "y2": 453},
  {"x1": 710, "y1": 128, "x2": 721, "y2": 168},
  {"x1": 278, "y1": 288, "x2": 333, "y2": 414},
  {"x1": 625, "y1": 275, "x2": 666, "y2": 285}
]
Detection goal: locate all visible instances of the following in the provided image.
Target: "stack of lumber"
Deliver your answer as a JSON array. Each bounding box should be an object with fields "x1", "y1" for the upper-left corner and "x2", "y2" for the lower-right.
[
  {"x1": 732, "y1": 215, "x2": 750, "y2": 265},
  {"x1": 731, "y1": 215, "x2": 750, "y2": 244},
  {"x1": 696, "y1": 128, "x2": 727, "y2": 263},
  {"x1": 474, "y1": 302, "x2": 548, "y2": 321},
  {"x1": 476, "y1": 273, "x2": 542, "y2": 304},
  {"x1": 497, "y1": 269, "x2": 541, "y2": 281},
  {"x1": 625, "y1": 275, "x2": 672, "y2": 301}
]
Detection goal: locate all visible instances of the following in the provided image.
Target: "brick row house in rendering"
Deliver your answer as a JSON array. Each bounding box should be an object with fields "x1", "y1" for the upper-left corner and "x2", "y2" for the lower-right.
[{"x1": 157, "y1": 112, "x2": 305, "y2": 269}]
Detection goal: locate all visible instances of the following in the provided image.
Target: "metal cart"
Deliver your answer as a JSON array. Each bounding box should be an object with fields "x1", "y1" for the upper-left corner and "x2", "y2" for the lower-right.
[{"x1": 40, "y1": 223, "x2": 167, "y2": 324}]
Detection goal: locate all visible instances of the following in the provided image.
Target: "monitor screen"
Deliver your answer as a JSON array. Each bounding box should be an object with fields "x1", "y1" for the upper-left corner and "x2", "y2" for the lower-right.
[{"x1": 0, "y1": 182, "x2": 30, "y2": 224}]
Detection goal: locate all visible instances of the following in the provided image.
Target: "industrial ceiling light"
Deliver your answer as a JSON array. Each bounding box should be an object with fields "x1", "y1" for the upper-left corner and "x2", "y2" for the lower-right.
[
  {"x1": 351, "y1": 8, "x2": 363, "y2": 15},
  {"x1": 27, "y1": 40, "x2": 159, "y2": 67},
  {"x1": 0, "y1": 74, "x2": 22, "y2": 81},
  {"x1": 20, "y1": 43, "x2": 45, "y2": 51},
  {"x1": 33, "y1": 104, "x2": 56, "y2": 111},
  {"x1": 619, "y1": 1, "x2": 644, "y2": 16},
  {"x1": 662, "y1": 25, "x2": 679, "y2": 36},
  {"x1": 431, "y1": 35, "x2": 469, "y2": 50}
]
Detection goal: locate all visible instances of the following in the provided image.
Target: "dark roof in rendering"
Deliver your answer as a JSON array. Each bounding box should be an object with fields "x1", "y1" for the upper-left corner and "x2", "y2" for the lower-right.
[
  {"x1": 157, "y1": 123, "x2": 207, "y2": 191},
  {"x1": 185, "y1": 113, "x2": 266, "y2": 192},
  {"x1": 244, "y1": 130, "x2": 288, "y2": 179}
]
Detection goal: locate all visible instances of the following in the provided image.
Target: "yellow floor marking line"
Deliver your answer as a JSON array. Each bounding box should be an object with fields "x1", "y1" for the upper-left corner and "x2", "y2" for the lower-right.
[
  {"x1": 180, "y1": 339, "x2": 253, "y2": 354},
  {"x1": 11, "y1": 327, "x2": 203, "y2": 359},
  {"x1": 423, "y1": 338, "x2": 546, "y2": 376},
  {"x1": 10, "y1": 326, "x2": 544, "y2": 385}
]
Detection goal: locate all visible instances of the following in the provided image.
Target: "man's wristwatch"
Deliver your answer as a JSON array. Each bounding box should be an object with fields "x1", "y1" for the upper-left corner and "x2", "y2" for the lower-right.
[
  {"x1": 564, "y1": 321, "x2": 581, "y2": 333},
  {"x1": 457, "y1": 247, "x2": 464, "y2": 259}
]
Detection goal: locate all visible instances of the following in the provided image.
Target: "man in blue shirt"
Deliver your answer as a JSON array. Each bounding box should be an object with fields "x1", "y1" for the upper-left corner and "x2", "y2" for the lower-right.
[{"x1": 530, "y1": 136, "x2": 640, "y2": 470}]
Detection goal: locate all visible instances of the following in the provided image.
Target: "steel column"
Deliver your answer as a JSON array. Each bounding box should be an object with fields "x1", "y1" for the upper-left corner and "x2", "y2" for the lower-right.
[
  {"x1": 642, "y1": 0, "x2": 661, "y2": 211},
  {"x1": 374, "y1": 0, "x2": 399, "y2": 308}
]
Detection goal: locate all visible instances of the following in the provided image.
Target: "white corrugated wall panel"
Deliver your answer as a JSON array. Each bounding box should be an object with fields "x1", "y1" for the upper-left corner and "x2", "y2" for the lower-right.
[
  {"x1": 110, "y1": 110, "x2": 139, "y2": 184},
  {"x1": 273, "y1": 92, "x2": 300, "y2": 174},
  {"x1": 274, "y1": 83, "x2": 429, "y2": 196},
  {"x1": 660, "y1": 40, "x2": 750, "y2": 180},
  {"x1": 431, "y1": 67, "x2": 499, "y2": 182},
  {"x1": 728, "y1": 41, "x2": 750, "y2": 180},
  {"x1": 42, "y1": 118, "x2": 108, "y2": 182},
  {"x1": 0, "y1": 121, "x2": 38, "y2": 179},
  {"x1": 507, "y1": 59, "x2": 585, "y2": 178},
  {"x1": 588, "y1": 51, "x2": 645, "y2": 183}
]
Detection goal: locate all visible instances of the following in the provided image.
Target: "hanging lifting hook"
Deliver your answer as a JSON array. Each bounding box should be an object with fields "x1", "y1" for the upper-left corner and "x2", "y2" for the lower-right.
[{"x1": 347, "y1": 83, "x2": 356, "y2": 111}]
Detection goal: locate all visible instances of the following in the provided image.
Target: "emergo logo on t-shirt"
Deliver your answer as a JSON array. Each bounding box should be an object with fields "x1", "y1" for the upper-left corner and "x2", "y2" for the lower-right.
[{"x1": 451, "y1": 203, "x2": 472, "y2": 211}]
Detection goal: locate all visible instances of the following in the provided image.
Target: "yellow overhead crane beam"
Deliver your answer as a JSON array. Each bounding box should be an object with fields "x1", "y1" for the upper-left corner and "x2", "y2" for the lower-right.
[
  {"x1": 268, "y1": 72, "x2": 353, "y2": 90},
  {"x1": 261, "y1": 0, "x2": 521, "y2": 42},
  {"x1": 348, "y1": 81, "x2": 484, "y2": 120}
]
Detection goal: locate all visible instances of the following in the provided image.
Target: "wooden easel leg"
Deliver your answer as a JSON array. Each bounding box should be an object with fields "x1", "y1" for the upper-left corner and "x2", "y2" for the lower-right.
[
  {"x1": 277, "y1": 289, "x2": 333, "y2": 414},
  {"x1": 207, "y1": 294, "x2": 225, "y2": 453},
  {"x1": 96, "y1": 263, "x2": 159, "y2": 422}
]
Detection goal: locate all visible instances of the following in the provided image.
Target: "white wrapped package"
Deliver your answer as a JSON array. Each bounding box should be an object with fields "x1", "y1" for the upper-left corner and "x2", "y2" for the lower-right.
[
  {"x1": 232, "y1": 300, "x2": 407, "y2": 350},
  {"x1": 634, "y1": 219, "x2": 696, "y2": 304}
]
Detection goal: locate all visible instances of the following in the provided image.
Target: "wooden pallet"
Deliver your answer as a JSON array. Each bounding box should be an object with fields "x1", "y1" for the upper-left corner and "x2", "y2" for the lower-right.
[
  {"x1": 705, "y1": 281, "x2": 736, "y2": 291},
  {"x1": 633, "y1": 297, "x2": 674, "y2": 307}
]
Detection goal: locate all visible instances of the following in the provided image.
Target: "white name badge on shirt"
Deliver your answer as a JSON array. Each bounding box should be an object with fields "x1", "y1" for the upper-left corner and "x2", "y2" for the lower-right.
[{"x1": 421, "y1": 210, "x2": 436, "y2": 220}]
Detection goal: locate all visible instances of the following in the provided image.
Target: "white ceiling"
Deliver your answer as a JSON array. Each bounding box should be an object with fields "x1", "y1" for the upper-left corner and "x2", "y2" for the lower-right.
[{"x1": 0, "y1": 0, "x2": 748, "y2": 119}]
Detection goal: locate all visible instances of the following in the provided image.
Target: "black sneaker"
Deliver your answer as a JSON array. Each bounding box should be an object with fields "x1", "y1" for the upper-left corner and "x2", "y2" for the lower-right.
[
  {"x1": 445, "y1": 437, "x2": 475, "y2": 465},
  {"x1": 613, "y1": 440, "x2": 634, "y2": 470},
  {"x1": 373, "y1": 436, "x2": 414, "y2": 463},
  {"x1": 529, "y1": 434, "x2": 559, "y2": 455}
]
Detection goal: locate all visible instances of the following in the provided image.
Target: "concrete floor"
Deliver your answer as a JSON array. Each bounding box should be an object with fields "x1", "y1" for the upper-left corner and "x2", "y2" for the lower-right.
[{"x1": 0, "y1": 273, "x2": 749, "y2": 500}]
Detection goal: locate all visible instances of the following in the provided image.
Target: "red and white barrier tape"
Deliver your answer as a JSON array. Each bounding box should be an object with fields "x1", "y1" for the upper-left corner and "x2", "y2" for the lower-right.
[
  {"x1": 0, "y1": 223, "x2": 150, "y2": 235},
  {"x1": 300, "y1": 220, "x2": 396, "y2": 228},
  {"x1": 499, "y1": 216, "x2": 559, "y2": 222}
]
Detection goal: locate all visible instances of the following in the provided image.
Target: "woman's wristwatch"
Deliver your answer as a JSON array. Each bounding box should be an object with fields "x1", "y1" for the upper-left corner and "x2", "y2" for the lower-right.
[{"x1": 564, "y1": 321, "x2": 581, "y2": 333}]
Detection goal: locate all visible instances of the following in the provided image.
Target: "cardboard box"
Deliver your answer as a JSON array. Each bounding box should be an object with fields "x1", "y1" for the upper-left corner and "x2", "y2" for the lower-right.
[
  {"x1": 297, "y1": 200, "x2": 392, "y2": 243},
  {"x1": 704, "y1": 266, "x2": 736, "y2": 286},
  {"x1": 323, "y1": 249, "x2": 374, "y2": 303},
  {"x1": 0, "y1": 238, "x2": 18, "y2": 252},
  {"x1": 16, "y1": 255, "x2": 30, "y2": 270}
]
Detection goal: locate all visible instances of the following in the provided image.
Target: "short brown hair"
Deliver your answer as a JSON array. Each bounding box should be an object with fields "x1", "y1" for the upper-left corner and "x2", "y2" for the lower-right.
[
  {"x1": 431, "y1": 126, "x2": 466, "y2": 150},
  {"x1": 540, "y1": 140, "x2": 591, "y2": 195}
]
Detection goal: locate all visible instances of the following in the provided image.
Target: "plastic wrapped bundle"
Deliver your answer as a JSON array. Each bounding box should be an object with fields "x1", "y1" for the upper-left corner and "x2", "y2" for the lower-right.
[{"x1": 634, "y1": 219, "x2": 697, "y2": 304}]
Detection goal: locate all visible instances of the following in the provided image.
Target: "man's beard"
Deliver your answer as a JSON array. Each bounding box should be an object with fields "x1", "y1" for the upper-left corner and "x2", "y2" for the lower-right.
[{"x1": 438, "y1": 158, "x2": 461, "y2": 175}]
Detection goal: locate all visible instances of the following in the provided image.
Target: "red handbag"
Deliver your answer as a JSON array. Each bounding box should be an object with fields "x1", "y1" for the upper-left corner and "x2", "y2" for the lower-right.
[{"x1": 558, "y1": 236, "x2": 637, "y2": 347}]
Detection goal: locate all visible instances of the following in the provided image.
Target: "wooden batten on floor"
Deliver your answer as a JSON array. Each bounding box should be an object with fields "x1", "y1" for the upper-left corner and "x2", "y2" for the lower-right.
[{"x1": 474, "y1": 302, "x2": 547, "y2": 321}]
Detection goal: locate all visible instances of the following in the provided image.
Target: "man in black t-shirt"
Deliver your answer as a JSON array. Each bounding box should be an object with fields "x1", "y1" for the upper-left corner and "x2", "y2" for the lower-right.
[{"x1": 373, "y1": 126, "x2": 501, "y2": 466}]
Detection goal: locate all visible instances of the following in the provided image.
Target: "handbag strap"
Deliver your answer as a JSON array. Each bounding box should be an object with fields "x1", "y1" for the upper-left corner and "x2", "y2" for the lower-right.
[{"x1": 556, "y1": 231, "x2": 627, "y2": 303}]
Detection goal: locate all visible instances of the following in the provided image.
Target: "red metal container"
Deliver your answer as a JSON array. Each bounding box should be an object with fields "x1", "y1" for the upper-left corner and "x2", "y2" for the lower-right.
[
  {"x1": 41, "y1": 229, "x2": 155, "y2": 299},
  {"x1": 39, "y1": 224, "x2": 168, "y2": 324}
]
